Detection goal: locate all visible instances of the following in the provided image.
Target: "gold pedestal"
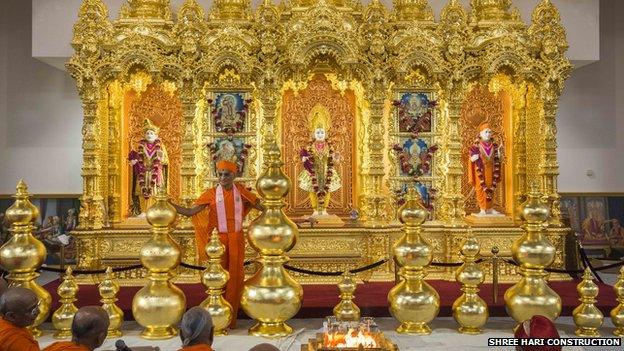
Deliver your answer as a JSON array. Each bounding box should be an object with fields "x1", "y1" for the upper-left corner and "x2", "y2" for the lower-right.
[{"x1": 309, "y1": 214, "x2": 345, "y2": 228}]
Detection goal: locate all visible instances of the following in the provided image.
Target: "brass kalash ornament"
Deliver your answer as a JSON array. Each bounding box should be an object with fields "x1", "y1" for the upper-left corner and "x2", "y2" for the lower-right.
[
  {"x1": 241, "y1": 141, "x2": 303, "y2": 337},
  {"x1": 0, "y1": 180, "x2": 51, "y2": 337}
]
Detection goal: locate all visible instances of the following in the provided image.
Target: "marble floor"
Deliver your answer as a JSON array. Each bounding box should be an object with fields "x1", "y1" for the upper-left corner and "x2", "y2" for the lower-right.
[{"x1": 36, "y1": 317, "x2": 621, "y2": 351}]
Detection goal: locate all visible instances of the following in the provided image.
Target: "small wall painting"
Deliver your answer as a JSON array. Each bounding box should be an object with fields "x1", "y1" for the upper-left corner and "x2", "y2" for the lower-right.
[
  {"x1": 392, "y1": 138, "x2": 437, "y2": 177},
  {"x1": 209, "y1": 93, "x2": 249, "y2": 134},
  {"x1": 393, "y1": 92, "x2": 436, "y2": 134}
]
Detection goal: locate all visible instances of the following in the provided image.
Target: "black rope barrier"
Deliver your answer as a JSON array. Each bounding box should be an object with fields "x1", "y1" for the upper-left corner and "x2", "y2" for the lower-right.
[
  {"x1": 283, "y1": 259, "x2": 389, "y2": 276},
  {"x1": 38, "y1": 264, "x2": 143, "y2": 275},
  {"x1": 501, "y1": 257, "x2": 624, "y2": 275},
  {"x1": 578, "y1": 243, "x2": 605, "y2": 283}
]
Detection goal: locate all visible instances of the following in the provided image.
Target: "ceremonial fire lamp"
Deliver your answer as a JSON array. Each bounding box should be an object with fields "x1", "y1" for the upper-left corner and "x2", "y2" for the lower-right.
[
  {"x1": 504, "y1": 182, "x2": 561, "y2": 323},
  {"x1": 132, "y1": 188, "x2": 186, "y2": 339},
  {"x1": 0, "y1": 180, "x2": 51, "y2": 337},
  {"x1": 241, "y1": 141, "x2": 303, "y2": 338},
  {"x1": 388, "y1": 187, "x2": 439, "y2": 334},
  {"x1": 200, "y1": 229, "x2": 233, "y2": 335}
]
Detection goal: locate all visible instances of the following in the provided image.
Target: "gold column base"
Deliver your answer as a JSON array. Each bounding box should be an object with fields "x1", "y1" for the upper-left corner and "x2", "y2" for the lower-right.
[
  {"x1": 107, "y1": 330, "x2": 122, "y2": 338},
  {"x1": 140, "y1": 326, "x2": 178, "y2": 340},
  {"x1": 458, "y1": 326, "x2": 483, "y2": 335},
  {"x1": 249, "y1": 321, "x2": 294, "y2": 338},
  {"x1": 613, "y1": 328, "x2": 624, "y2": 337},
  {"x1": 574, "y1": 327, "x2": 600, "y2": 338},
  {"x1": 397, "y1": 322, "x2": 431, "y2": 335},
  {"x1": 53, "y1": 330, "x2": 72, "y2": 339}
]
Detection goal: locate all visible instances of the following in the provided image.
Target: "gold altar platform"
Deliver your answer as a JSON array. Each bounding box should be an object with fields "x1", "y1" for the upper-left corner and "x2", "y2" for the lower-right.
[
  {"x1": 73, "y1": 222, "x2": 571, "y2": 285},
  {"x1": 66, "y1": 0, "x2": 574, "y2": 286}
]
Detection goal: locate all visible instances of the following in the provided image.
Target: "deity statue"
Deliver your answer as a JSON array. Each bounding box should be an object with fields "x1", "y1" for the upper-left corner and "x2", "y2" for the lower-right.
[
  {"x1": 129, "y1": 118, "x2": 169, "y2": 216},
  {"x1": 298, "y1": 109, "x2": 341, "y2": 217},
  {"x1": 467, "y1": 123, "x2": 503, "y2": 216},
  {"x1": 217, "y1": 94, "x2": 243, "y2": 132}
]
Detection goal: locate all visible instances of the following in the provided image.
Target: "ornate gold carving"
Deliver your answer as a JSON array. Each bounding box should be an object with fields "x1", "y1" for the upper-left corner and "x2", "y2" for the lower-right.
[{"x1": 67, "y1": 0, "x2": 573, "y2": 273}]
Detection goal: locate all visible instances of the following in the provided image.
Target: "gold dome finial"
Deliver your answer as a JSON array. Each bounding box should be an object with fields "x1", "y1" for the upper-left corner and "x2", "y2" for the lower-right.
[
  {"x1": 520, "y1": 181, "x2": 550, "y2": 225},
  {"x1": 146, "y1": 188, "x2": 177, "y2": 228},
  {"x1": 52, "y1": 267, "x2": 79, "y2": 339},
  {"x1": 611, "y1": 266, "x2": 624, "y2": 336},
  {"x1": 333, "y1": 272, "x2": 360, "y2": 322},
  {"x1": 398, "y1": 186, "x2": 427, "y2": 227},
  {"x1": 100, "y1": 267, "x2": 123, "y2": 337},
  {"x1": 573, "y1": 268, "x2": 603, "y2": 337},
  {"x1": 201, "y1": 229, "x2": 232, "y2": 335}
]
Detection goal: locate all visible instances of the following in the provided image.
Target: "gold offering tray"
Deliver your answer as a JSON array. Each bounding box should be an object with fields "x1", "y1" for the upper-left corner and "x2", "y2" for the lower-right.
[{"x1": 301, "y1": 332, "x2": 399, "y2": 351}]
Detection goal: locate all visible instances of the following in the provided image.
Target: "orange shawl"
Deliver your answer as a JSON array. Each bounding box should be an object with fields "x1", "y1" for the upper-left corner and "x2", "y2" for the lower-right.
[
  {"x1": 0, "y1": 318, "x2": 40, "y2": 351},
  {"x1": 43, "y1": 341, "x2": 90, "y2": 351},
  {"x1": 177, "y1": 344, "x2": 214, "y2": 351}
]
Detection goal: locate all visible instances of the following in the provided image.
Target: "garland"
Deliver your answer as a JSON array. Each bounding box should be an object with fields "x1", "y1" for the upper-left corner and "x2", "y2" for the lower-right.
[
  {"x1": 300, "y1": 140, "x2": 334, "y2": 198},
  {"x1": 129, "y1": 140, "x2": 163, "y2": 199},
  {"x1": 472, "y1": 138, "x2": 501, "y2": 201}
]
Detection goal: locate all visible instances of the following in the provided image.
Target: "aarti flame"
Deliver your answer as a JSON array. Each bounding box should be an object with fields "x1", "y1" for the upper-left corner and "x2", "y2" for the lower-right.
[{"x1": 324, "y1": 328, "x2": 379, "y2": 348}]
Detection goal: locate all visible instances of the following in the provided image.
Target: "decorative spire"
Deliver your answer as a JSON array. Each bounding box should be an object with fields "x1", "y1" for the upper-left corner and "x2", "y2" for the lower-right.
[
  {"x1": 208, "y1": 0, "x2": 252, "y2": 22},
  {"x1": 470, "y1": 0, "x2": 513, "y2": 23},
  {"x1": 528, "y1": 0, "x2": 568, "y2": 60},
  {"x1": 119, "y1": 0, "x2": 172, "y2": 20},
  {"x1": 392, "y1": 0, "x2": 434, "y2": 22},
  {"x1": 71, "y1": 0, "x2": 112, "y2": 52}
]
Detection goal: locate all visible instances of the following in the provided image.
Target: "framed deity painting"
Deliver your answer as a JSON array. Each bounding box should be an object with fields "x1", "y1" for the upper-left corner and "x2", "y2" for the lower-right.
[
  {"x1": 392, "y1": 137, "x2": 436, "y2": 177},
  {"x1": 209, "y1": 92, "x2": 250, "y2": 134},
  {"x1": 579, "y1": 196, "x2": 609, "y2": 246},
  {"x1": 209, "y1": 137, "x2": 250, "y2": 177},
  {"x1": 606, "y1": 196, "x2": 624, "y2": 248},
  {"x1": 393, "y1": 92, "x2": 436, "y2": 134}
]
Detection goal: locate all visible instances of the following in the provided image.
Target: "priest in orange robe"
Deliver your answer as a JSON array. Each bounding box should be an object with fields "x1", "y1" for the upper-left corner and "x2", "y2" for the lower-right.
[
  {"x1": 43, "y1": 306, "x2": 109, "y2": 351},
  {"x1": 0, "y1": 287, "x2": 41, "y2": 351},
  {"x1": 468, "y1": 122, "x2": 502, "y2": 215},
  {"x1": 170, "y1": 159, "x2": 263, "y2": 328},
  {"x1": 177, "y1": 307, "x2": 215, "y2": 351}
]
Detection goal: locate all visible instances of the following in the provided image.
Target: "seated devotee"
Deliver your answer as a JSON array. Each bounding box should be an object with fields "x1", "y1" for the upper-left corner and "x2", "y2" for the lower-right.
[
  {"x1": 514, "y1": 315, "x2": 561, "y2": 351},
  {"x1": 248, "y1": 343, "x2": 280, "y2": 351},
  {"x1": 43, "y1": 306, "x2": 110, "y2": 351},
  {"x1": 178, "y1": 307, "x2": 214, "y2": 351},
  {"x1": 0, "y1": 287, "x2": 41, "y2": 351}
]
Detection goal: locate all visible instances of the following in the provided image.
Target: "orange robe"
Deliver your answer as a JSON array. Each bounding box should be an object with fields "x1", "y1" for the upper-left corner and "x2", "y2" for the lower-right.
[
  {"x1": 192, "y1": 183, "x2": 258, "y2": 328},
  {"x1": 43, "y1": 341, "x2": 89, "y2": 351},
  {"x1": 177, "y1": 345, "x2": 214, "y2": 351},
  {"x1": 468, "y1": 144, "x2": 495, "y2": 211},
  {"x1": 0, "y1": 318, "x2": 40, "y2": 351}
]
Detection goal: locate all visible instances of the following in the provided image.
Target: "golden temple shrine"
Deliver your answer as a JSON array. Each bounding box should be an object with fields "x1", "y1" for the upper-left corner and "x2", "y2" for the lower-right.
[{"x1": 67, "y1": 0, "x2": 573, "y2": 284}]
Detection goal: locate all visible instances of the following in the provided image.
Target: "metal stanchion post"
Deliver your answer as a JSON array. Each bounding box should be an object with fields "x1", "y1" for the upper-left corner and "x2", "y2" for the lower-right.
[{"x1": 491, "y1": 247, "x2": 499, "y2": 304}]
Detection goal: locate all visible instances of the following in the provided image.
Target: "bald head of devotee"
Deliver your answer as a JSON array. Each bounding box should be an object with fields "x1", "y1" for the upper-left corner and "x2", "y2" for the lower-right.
[
  {"x1": 0, "y1": 286, "x2": 39, "y2": 328},
  {"x1": 248, "y1": 343, "x2": 280, "y2": 351},
  {"x1": 43, "y1": 306, "x2": 110, "y2": 351},
  {"x1": 0, "y1": 287, "x2": 40, "y2": 351},
  {"x1": 178, "y1": 307, "x2": 215, "y2": 351}
]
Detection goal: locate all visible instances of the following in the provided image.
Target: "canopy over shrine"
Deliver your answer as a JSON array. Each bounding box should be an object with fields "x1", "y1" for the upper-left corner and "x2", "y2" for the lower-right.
[{"x1": 67, "y1": 0, "x2": 573, "y2": 284}]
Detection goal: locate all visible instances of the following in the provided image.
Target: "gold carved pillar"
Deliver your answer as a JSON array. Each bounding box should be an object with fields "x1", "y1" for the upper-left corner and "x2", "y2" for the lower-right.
[
  {"x1": 179, "y1": 85, "x2": 199, "y2": 227},
  {"x1": 443, "y1": 92, "x2": 466, "y2": 226},
  {"x1": 67, "y1": 0, "x2": 113, "y2": 230},
  {"x1": 107, "y1": 82, "x2": 123, "y2": 224},
  {"x1": 360, "y1": 91, "x2": 388, "y2": 225},
  {"x1": 540, "y1": 100, "x2": 561, "y2": 226},
  {"x1": 528, "y1": 0, "x2": 573, "y2": 227},
  {"x1": 80, "y1": 97, "x2": 106, "y2": 230}
]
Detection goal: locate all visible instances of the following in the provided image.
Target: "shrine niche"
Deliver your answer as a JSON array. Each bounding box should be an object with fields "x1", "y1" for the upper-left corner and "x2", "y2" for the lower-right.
[
  {"x1": 281, "y1": 75, "x2": 358, "y2": 219},
  {"x1": 67, "y1": 0, "x2": 574, "y2": 285}
]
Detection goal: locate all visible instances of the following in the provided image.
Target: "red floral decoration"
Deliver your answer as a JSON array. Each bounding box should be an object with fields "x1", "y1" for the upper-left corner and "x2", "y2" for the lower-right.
[
  {"x1": 208, "y1": 96, "x2": 251, "y2": 134},
  {"x1": 470, "y1": 137, "x2": 501, "y2": 201},
  {"x1": 300, "y1": 140, "x2": 335, "y2": 198},
  {"x1": 393, "y1": 98, "x2": 437, "y2": 134}
]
